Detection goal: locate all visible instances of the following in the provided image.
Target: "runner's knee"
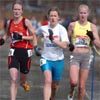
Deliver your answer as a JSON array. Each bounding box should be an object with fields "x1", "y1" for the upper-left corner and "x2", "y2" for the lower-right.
[
  {"x1": 71, "y1": 79, "x2": 78, "y2": 87},
  {"x1": 52, "y1": 82, "x2": 59, "y2": 88}
]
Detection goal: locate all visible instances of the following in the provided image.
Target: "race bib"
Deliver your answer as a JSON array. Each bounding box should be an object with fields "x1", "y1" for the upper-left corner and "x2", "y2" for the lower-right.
[
  {"x1": 27, "y1": 49, "x2": 33, "y2": 57},
  {"x1": 40, "y1": 58, "x2": 46, "y2": 66},
  {"x1": 8, "y1": 49, "x2": 15, "y2": 56},
  {"x1": 75, "y1": 37, "x2": 88, "y2": 47}
]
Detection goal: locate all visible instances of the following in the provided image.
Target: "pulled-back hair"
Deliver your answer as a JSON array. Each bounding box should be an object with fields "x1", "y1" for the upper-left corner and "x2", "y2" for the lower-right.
[
  {"x1": 12, "y1": 0, "x2": 24, "y2": 10},
  {"x1": 48, "y1": 6, "x2": 60, "y2": 16},
  {"x1": 78, "y1": 4, "x2": 90, "y2": 13}
]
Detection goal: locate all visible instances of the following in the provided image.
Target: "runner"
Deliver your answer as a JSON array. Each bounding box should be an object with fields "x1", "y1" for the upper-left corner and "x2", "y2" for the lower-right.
[
  {"x1": 36, "y1": 6, "x2": 74, "y2": 100},
  {"x1": 67, "y1": 4, "x2": 100, "y2": 100},
  {"x1": 0, "y1": 1, "x2": 38, "y2": 100}
]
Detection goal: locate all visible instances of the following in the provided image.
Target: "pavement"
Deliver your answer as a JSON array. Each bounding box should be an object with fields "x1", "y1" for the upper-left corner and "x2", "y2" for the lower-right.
[{"x1": 0, "y1": 42, "x2": 100, "y2": 100}]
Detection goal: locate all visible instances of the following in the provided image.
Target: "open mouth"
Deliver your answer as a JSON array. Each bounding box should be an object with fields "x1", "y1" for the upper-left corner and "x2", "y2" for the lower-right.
[{"x1": 81, "y1": 16, "x2": 84, "y2": 19}]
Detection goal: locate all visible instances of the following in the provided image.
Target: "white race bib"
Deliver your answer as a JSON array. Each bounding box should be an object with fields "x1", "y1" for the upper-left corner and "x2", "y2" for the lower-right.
[
  {"x1": 27, "y1": 49, "x2": 33, "y2": 57},
  {"x1": 8, "y1": 49, "x2": 15, "y2": 56},
  {"x1": 40, "y1": 58, "x2": 46, "y2": 66},
  {"x1": 75, "y1": 37, "x2": 88, "y2": 47}
]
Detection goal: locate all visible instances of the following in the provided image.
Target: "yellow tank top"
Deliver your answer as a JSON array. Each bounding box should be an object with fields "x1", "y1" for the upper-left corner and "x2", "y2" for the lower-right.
[{"x1": 72, "y1": 21, "x2": 91, "y2": 47}]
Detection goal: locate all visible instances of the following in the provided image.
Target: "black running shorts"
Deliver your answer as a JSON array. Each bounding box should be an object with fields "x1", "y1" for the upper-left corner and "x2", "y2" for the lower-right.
[{"x1": 8, "y1": 48, "x2": 32, "y2": 74}]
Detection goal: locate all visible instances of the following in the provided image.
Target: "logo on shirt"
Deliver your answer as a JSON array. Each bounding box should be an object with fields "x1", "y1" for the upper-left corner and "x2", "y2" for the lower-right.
[{"x1": 46, "y1": 43, "x2": 57, "y2": 47}]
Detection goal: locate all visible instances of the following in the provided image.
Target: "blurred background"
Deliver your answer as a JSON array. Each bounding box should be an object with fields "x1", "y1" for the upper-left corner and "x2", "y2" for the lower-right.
[
  {"x1": 0, "y1": 0, "x2": 100, "y2": 100},
  {"x1": 0, "y1": 0, "x2": 100, "y2": 28}
]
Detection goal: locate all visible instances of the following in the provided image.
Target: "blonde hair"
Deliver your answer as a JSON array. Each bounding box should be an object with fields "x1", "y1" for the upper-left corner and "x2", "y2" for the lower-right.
[{"x1": 78, "y1": 4, "x2": 90, "y2": 13}]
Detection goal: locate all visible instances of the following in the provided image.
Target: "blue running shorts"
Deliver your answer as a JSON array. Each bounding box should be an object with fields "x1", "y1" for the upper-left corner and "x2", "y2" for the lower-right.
[{"x1": 40, "y1": 57, "x2": 64, "y2": 81}]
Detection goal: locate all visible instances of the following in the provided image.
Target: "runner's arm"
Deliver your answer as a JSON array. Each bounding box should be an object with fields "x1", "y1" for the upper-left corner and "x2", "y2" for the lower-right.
[
  {"x1": 91, "y1": 23, "x2": 100, "y2": 48},
  {"x1": 24, "y1": 19, "x2": 37, "y2": 46}
]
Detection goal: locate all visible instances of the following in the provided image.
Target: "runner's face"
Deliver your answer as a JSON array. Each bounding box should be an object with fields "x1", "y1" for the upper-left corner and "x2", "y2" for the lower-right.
[
  {"x1": 48, "y1": 11, "x2": 59, "y2": 27},
  {"x1": 78, "y1": 7, "x2": 89, "y2": 22},
  {"x1": 13, "y1": 4, "x2": 23, "y2": 18}
]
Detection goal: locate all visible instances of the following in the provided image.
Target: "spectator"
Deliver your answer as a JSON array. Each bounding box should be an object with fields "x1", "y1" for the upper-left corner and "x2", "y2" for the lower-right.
[
  {"x1": 42, "y1": 15, "x2": 49, "y2": 26},
  {"x1": 30, "y1": 16, "x2": 38, "y2": 29}
]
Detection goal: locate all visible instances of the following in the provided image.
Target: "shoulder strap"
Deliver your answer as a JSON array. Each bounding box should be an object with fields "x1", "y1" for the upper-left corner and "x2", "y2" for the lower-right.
[
  {"x1": 7, "y1": 19, "x2": 13, "y2": 34},
  {"x1": 8, "y1": 18, "x2": 27, "y2": 33},
  {"x1": 22, "y1": 17, "x2": 27, "y2": 30}
]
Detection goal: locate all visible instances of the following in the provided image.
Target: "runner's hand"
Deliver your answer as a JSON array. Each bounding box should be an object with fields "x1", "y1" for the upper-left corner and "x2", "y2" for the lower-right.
[
  {"x1": 34, "y1": 46, "x2": 42, "y2": 56},
  {"x1": 69, "y1": 43, "x2": 75, "y2": 51},
  {"x1": 86, "y1": 30, "x2": 95, "y2": 41},
  {"x1": 48, "y1": 29, "x2": 54, "y2": 42},
  {"x1": 13, "y1": 32, "x2": 22, "y2": 40},
  {"x1": 0, "y1": 39, "x2": 5, "y2": 45}
]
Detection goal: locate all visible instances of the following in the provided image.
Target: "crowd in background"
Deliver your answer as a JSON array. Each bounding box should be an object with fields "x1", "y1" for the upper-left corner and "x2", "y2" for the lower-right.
[{"x1": 0, "y1": 14, "x2": 99, "y2": 38}]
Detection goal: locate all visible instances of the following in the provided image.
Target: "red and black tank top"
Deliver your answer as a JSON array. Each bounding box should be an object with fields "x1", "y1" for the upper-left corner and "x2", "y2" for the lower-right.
[{"x1": 8, "y1": 17, "x2": 33, "y2": 49}]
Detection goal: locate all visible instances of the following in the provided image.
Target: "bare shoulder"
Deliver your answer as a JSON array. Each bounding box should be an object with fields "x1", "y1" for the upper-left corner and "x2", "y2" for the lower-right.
[
  {"x1": 68, "y1": 21, "x2": 75, "y2": 30},
  {"x1": 7, "y1": 19, "x2": 11, "y2": 26},
  {"x1": 90, "y1": 22, "x2": 98, "y2": 33},
  {"x1": 69, "y1": 21, "x2": 75, "y2": 26},
  {"x1": 24, "y1": 18, "x2": 31, "y2": 26},
  {"x1": 91, "y1": 22, "x2": 97, "y2": 29},
  {"x1": 24, "y1": 18, "x2": 35, "y2": 31},
  {"x1": 6, "y1": 19, "x2": 12, "y2": 29}
]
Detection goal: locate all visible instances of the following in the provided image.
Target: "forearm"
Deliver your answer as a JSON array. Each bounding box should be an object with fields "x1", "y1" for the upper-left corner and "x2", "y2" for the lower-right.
[
  {"x1": 22, "y1": 35, "x2": 33, "y2": 40},
  {"x1": 93, "y1": 39, "x2": 100, "y2": 48},
  {"x1": 33, "y1": 34, "x2": 37, "y2": 46},
  {"x1": 2, "y1": 34, "x2": 8, "y2": 41},
  {"x1": 53, "y1": 40, "x2": 67, "y2": 49},
  {"x1": 23, "y1": 35, "x2": 37, "y2": 46}
]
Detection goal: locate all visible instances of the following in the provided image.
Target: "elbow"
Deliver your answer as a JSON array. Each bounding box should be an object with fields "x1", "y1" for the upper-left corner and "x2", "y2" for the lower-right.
[
  {"x1": 62, "y1": 42, "x2": 68, "y2": 49},
  {"x1": 94, "y1": 40, "x2": 100, "y2": 48},
  {"x1": 62, "y1": 45, "x2": 67, "y2": 49}
]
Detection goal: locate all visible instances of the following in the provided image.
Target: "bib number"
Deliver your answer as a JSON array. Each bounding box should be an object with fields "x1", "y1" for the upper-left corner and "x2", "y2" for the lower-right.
[
  {"x1": 8, "y1": 49, "x2": 15, "y2": 56},
  {"x1": 40, "y1": 58, "x2": 46, "y2": 66},
  {"x1": 75, "y1": 37, "x2": 88, "y2": 46},
  {"x1": 27, "y1": 49, "x2": 33, "y2": 57}
]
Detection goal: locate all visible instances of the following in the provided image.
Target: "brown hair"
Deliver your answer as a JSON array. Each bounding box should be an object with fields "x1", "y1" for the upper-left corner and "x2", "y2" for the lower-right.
[
  {"x1": 48, "y1": 6, "x2": 60, "y2": 16},
  {"x1": 12, "y1": 0, "x2": 24, "y2": 10}
]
